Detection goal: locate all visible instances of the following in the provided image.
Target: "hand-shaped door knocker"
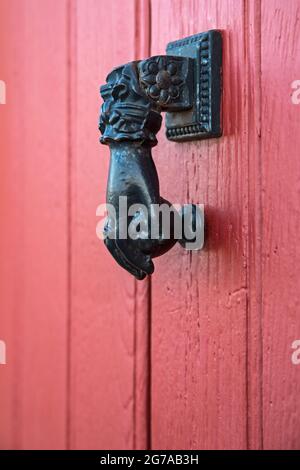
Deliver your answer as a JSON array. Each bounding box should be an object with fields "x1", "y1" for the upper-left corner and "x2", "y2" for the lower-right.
[{"x1": 99, "y1": 30, "x2": 222, "y2": 279}]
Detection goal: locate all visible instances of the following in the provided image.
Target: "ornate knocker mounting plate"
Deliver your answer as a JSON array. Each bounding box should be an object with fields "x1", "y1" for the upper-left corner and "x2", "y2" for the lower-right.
[{"x1": 165, "y1": 30, "x2": 222, "y2": 141}]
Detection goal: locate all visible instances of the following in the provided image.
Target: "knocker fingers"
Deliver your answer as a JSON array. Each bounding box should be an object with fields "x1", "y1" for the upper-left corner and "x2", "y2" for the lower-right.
[
  {"x1": 103, "y1": 217, "x2": 146, "y2": 279},
  {"x1": 116, "y1": 238, "x2": 154, "y2": 277},
  {"x1": 104, "y1": 237, "x2": 147, "y2": 280}
]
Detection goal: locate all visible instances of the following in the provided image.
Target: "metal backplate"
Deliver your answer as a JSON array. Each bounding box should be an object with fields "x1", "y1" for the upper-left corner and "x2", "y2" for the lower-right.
[{"x1": 166, "y1": 30, "x2": 222, "y2": 142}]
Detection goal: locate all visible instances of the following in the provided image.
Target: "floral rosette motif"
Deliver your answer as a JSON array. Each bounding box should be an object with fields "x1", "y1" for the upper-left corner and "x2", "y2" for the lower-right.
[{"x1": 138, "y1": 57, "x2": 184, "y2": 106}]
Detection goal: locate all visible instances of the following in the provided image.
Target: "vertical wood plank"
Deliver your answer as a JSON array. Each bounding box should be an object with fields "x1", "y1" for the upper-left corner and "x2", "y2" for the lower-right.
[
  {"x1": 69, "y1": 0, "x2": 151, "y2": 449},
  {"x1": 245, "y1": 0, "x2": 263, "y2": 450},
  {"x1": 261, "y1": 0, "x2": 300, "y2": 450},
  {"x1": 0, "y1": 0, "x2": 69, "y2": 449},
  {"x1": 150, "y1": 0, "x2": 256, "y2": 449},
  {"x1": 133, "y1": 0, "x2": 152, "y2": 450}
]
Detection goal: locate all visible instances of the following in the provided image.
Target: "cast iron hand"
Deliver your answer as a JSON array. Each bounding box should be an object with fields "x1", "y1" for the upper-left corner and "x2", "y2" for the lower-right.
[{"x1": 99, "y1": 57, "x2": 193, "y2": 279}]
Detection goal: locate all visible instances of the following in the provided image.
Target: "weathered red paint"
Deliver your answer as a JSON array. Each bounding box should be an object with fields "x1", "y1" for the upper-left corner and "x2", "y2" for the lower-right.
[
  {"x1": 261, "y1": 0, "x2": 300, "y2": 450},
  {"x1": 0, "y1": 0, "x2": 69, "y2": 449},
  {"x1": 69, "y1": 0, "x2": 151, "y2": 450},
  {"x1": 0, "y1": 0, "x2": 300, "y2": 450}
]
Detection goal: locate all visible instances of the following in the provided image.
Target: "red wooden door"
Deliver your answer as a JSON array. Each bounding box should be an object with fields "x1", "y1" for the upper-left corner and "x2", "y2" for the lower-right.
[{"x1": 0, "y1": 0, "x2": 300, "y2": 450}]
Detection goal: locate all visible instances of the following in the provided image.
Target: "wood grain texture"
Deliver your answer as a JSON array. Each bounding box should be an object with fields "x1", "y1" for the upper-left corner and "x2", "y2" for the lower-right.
[
  {"x1": 0, "y1": 0, "x2": 69, "y2": 449},
  {"x1": 69, "y1": 0, "x2": 151, "y2": 449},
  {"x1": 245, "y1": 0, "x2": 263, "y2": 450},
  {"x1": 150, "y1": 0, "x2": 259, "y2": 449},
  {"x1": 261, "y1": 0, "x2": 300, "y2": 450}
]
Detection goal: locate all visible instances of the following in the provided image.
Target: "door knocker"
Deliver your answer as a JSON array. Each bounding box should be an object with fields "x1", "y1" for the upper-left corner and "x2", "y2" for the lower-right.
[{"x1": 99, "y1": 30, "x2": 222, "y2": 279}]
